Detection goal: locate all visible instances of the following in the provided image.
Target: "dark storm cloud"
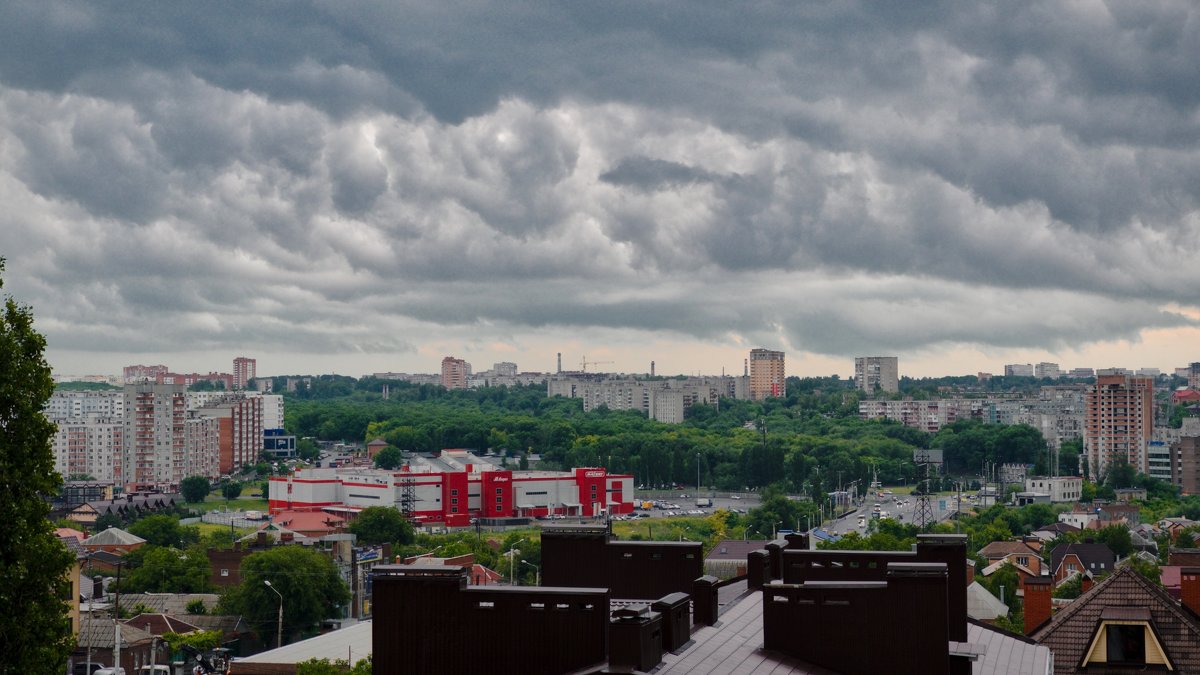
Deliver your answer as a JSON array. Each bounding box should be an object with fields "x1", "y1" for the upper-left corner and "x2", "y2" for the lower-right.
[{"x1": 1, "y1": 0, "x2": 1199, "y2": 364}]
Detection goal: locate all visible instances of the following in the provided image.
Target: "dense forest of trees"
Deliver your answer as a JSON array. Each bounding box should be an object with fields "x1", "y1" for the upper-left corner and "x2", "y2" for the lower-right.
[{"x1": 281, "y1": 377, "x2": 1059, "y2": 497}]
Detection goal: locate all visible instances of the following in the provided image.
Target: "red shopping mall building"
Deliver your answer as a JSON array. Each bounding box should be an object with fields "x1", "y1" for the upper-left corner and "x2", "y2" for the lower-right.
[{"x1": 269, "y1": 450, "x2": 635, "y2": 527}]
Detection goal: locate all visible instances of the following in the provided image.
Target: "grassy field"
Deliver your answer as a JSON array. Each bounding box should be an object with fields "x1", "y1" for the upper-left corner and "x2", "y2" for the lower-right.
[{"x1": 194, "y1": 521, "x2": 257, "y2": 537}]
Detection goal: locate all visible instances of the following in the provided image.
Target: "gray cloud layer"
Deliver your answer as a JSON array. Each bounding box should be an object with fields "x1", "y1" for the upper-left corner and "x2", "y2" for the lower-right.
[{"x1": 1, "y1": 1, "x2": 1198, "y2": 369}]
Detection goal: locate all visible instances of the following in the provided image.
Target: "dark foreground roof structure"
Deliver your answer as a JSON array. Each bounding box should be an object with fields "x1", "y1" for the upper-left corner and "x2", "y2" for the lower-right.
[{"x1": 359, "y1": 532, "x2": 1050, "y2": 675}]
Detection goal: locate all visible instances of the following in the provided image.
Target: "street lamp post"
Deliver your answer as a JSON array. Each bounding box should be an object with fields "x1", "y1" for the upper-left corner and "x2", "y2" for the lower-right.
[
  {"x1": 508, "y1": 538, "x2": 525, "y2": 586},
  {"x1": 772, "y1": 520, "x2": 782, "y2": 539},
  {"x1": 264, "y1": 580, "x2": 283, "y2": 649},
  {"x1": 521, "y1": 560, "x2": 540, "y2": 587}
]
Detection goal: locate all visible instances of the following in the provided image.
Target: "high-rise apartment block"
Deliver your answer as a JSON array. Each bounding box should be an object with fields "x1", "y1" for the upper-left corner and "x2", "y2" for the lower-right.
[
  {"x1": 547, "y1": 375, "x2": 748, "y2": 423},
  {"x1": 52, "y1": 417, "x2": 124, "y2": 483},
  {"x1": 1005, "y1": 364, "x2": 1035, "y2": 377},
  {"x1": 124, "y1": 383, "x2": 189, "y2": 491},
  {"x1": 123, "y1": 364, "x2": 169, "y2": 384},
  {"x1": 854, "y1": 357, "x2": 899, "y2": 394},
  {"x1": 1085, "y1": 374, "x2": 1154, "y2": 477},
  {"x1": 441, "y1": 356, "x2": 470, "y2": 390},
  {"x1": 749, "y1": 348, "x2": 785, "y2": 400},
  {"x1": 1189, "y1": 363, "x2": 1200, "y2": 390},
  {"x1": 194, "y1": 394, "x2": 264, "y2": 474},
  {"x1": 1168, "y1": 418, "x2": 1200, "y2": 496},
  {"x1": 233, "y1": 356, "x2": 256, "y2": 389},
  {"x1": 1035, "y1": 362, "x2": 1061, "y2": 379}
]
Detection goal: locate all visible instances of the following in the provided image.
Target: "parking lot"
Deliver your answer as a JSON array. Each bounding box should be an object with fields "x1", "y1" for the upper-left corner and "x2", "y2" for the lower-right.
[{"x1": 611, "y1": 492, "x2": 762, "y2": 521}]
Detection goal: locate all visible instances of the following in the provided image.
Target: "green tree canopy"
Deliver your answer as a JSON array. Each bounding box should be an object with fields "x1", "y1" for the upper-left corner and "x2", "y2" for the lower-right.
[
  {"x1": 218, "y1": 546, "x2": 350, "y2": 643},
  {"x1": 121, "y1": 546, "x2": 213, "y2": 593},
  {"x1": 181, "y1": 476, "x2": 211, "y2": 503},
  {"x1": 222, "y1": 481, "x2": 243, "y2": 501},
  {"x1": 128, "y1": 514, "x2": 201, "y2": 548},
  {"x1": 0, "y1": 259, "x2": 76, "y2": 671},
  {"x1": 347, "y1": 506, "x2": 415, "y2": 546},
  {"x1": 373, "y1": 446, "x2": 404, "y2": 470}
]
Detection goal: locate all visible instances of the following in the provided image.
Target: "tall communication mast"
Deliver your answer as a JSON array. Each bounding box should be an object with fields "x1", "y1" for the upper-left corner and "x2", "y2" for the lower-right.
[
  {"x1": 396, "y1": 456, "x2": 416, "y2": 517},
  {"x1": 913, "y1": 448, "x2": 935, "y2": 530}
]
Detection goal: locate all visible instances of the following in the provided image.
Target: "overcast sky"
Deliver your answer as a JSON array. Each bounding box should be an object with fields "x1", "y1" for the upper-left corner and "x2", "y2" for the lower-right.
[{"x1": 2, "y1": 2, "x2": 1199, "y2": 379}]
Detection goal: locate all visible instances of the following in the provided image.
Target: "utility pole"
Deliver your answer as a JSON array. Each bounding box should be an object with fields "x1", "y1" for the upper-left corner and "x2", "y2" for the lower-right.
[{"x1": 113, "y1": 560, "x2": 123, "y2": 672}]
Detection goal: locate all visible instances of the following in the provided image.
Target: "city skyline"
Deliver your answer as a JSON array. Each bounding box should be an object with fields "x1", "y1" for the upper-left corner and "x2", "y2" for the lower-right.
[
  {"x1": 53, "y1": 344, "x2": 1197, "y2": 383},
  {"x1": 4, "y1": 4, "x2": 1200, "y2": 381}
]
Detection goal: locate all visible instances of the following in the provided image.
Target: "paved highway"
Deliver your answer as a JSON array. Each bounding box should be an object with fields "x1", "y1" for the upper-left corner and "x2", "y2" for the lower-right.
[{"x1": 820, "y1": 492, "x2": 965, "y2": 538}]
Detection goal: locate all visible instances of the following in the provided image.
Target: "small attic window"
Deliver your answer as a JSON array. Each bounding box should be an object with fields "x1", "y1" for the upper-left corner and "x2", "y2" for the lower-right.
[
  {"x1": 720, "y1": 547, "x2": 727, "y2": 554},
  {"x1": 1081, "y1": 608, "x2": 1172, "y2": 671}
]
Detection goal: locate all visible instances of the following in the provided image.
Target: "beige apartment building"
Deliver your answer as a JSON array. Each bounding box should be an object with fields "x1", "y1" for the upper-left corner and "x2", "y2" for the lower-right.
[
  {"x1": 1085, "y1": 373, "x2": 1154, "y2": 477},
  {"x1": 441, "y1": 356, "x2": 470, "y2": 390},
  {"x1": 749, "y1": 348, "x2": 785, "y2": 400}
]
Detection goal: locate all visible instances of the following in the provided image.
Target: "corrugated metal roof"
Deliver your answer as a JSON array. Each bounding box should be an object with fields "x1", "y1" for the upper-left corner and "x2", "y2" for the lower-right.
[{"x1": 236, "y1": 620, "x2": 372, "y2": 665}]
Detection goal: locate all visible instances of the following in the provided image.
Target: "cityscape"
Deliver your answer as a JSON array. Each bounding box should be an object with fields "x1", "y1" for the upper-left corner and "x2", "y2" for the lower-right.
[
  {"x1": 27, "y1": 346, "x2": 1200, "y2": 674},
  {"x1": 5, "y1": 2, "x2": 1200, "y2": 675}
]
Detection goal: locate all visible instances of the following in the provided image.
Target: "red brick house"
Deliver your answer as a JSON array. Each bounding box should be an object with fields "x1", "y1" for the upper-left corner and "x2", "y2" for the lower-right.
[{"x1": 1050, "y1": 542, "x2": 1116, "y2": 584}]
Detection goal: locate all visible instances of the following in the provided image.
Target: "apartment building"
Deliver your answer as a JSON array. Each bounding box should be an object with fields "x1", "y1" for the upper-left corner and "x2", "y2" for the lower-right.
[
  {"x1": 1035, "y1": 362, "x2": 1061, "y2": 379},
  {"x1": 51, "y1": 416, "x2": 123, "y2": 483},
  {"x1": 854, "y1": 356, "x2": 899, "y2": 394},
  {"x1": 122, "y1": 364, "x2": 169, "y2": 384},
  {"x1": 1168, "y1": 418, "x2": 1200, "y2": 495},
  {"x1": 1085, "y1": 373, "x2": 1154, "y2": 476},
  {"x1": 184, "y1": 414, "x2": 222, "y2": 479},
  {"x1": 194, "y1": 394, "x2": 264, "y2": 474},
  {"x1": 233, "y1": 356, "x2": 256, "y2": 389},
  {"x1": 547, "y1": 375, "x2": 747, "y2": 423},
  {"x1": 46, "y1": 389, "x2": 124, "y2": 419},
  {"x1": 441, "y1": 356, "x2": 470, "y2": 390},
  {"x1": 123, "y1": 383, "x2": 189, "y2": 491},
  {"x1": 1005, "y1": 363, "x2": 1035, "y2": 377},
  {"x1": 749, "y1": 348, "x2": 785, "y2": 400}
]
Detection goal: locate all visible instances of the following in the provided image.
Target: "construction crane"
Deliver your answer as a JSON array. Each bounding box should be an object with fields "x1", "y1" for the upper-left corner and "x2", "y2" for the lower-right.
[{"x1": 580, "y1": 356, "x2": 614, "y2": 372}]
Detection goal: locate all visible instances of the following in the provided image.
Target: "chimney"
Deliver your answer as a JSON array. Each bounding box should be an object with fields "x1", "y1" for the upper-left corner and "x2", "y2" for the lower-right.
[
  {"x1": 1182, "y1": 567, "x2": 1200, "y2": 616},
  {"x1": 1080, "y1": 574, "x2": 1093, "y2": 594},
  {"x1": 651, "y1": 361, "x2": 655, "y2": 377},
  {"x1": 557, "y1": 352, "x2": 562, "y2": 374},
  {"x1": 965, "y1": 560, "x2": 975, "y2": 586},
  {"x1": 1024, "y1": 576, "x2": 1053, "y2": 635}
]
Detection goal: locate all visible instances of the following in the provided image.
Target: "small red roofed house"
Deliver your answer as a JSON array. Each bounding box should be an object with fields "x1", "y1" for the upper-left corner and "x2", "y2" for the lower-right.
[
  {"x1": 367, "y1": 438, "x2": 388, "y2": 459},
  {"x1": 977, "y1": 540, "x2": 1044, "y2": 576},
  {"x1": 266, "y1": 509, "x2": 346, "y2": 538}
]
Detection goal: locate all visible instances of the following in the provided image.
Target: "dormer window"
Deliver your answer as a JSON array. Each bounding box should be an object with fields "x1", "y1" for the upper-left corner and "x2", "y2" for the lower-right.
[{"x1": 1080, "y1": 608, "x2": 1173, "y2": 670}]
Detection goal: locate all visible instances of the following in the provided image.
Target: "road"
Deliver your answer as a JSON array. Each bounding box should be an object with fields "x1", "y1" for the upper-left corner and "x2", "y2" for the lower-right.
[{"x1": 821, "y1": 492, "x2": 965, "y2": 538}]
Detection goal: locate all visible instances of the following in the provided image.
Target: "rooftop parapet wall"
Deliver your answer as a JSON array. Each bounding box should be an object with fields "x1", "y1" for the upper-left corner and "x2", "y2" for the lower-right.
[{"x1": 372, "y1": 565, "x2": 609, "y2": 675}]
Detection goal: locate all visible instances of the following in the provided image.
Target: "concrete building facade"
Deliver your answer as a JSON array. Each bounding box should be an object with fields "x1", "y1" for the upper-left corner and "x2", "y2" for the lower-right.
[
  {"x1": 1024, "y1": 476, "x2": 1084, "y2": 503},
  {"x1": 855, "y1": 356, "x2": 899, "y2": 394},
  {"x1": 441, "y1": 356, "x2": 470, "y2": 390},
  {"x1": 194, "y1": 394, "x2": 264, "y2": 474},
  {"x1": 749, "y1": 348, "x2": 785, "y2": 400},
  {"x1": 233, "y1": 356, "x2": 256, "y2": 389},
  {"x1": 1085, "y1": 374, "x2": 1154, "y2": 477},
  {"x1": 123, "y1": 383, "x2": 188, "y2": 491},
  {"x1": 547, "y1": 375, "x2": 747, "y2": 423}
]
